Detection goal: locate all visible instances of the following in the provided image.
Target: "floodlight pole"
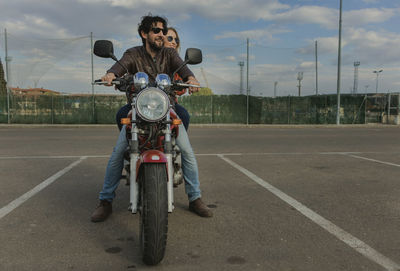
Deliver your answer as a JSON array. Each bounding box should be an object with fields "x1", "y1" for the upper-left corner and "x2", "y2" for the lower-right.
[
  {"x1": 246, "y1": 38, "x2": 249, "y2": 125},
  {"x1": 4, "y1": 28, "x2": 10, "y2": 124},
  {"x1": 315, "y1": 40, "x2": 318, "y2": 95},
  {"x1": 336, "y1": 0, "x2": 343, "y2": 125},
  {"x1": 91, "y1": 32, "x2": 95, "y2": 123}
]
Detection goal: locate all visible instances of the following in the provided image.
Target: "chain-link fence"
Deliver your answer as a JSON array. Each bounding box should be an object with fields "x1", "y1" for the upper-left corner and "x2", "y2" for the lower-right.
[
  {"x1": 0, "y1": 94, "x2": 126, "y2": 124},
  {"x1": 2, "y1": 93, "x2": 398, "y2": 125},
  {"x1": 365, "y1": 93, "x2": 400, "y2": 124},
  {"x1": 178, "y1": 94, "x2": 367, "y2": 124}
]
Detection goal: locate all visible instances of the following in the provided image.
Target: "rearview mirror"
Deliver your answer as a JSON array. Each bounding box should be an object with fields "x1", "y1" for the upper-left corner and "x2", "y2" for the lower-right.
[
  {"x1": 93, "y1": 40, "x2": 128, "y2": 73},
  {"x1": 94, "y1": 40, "x2": 115, "y2": 59},
  {"x1": 185, "y1": 48, "x2": 202, "y2": 65}
]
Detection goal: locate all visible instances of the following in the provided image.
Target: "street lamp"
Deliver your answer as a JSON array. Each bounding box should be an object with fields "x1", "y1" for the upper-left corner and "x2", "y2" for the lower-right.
[{"x1": 373, "y1": 69, "x2": 383, "y2": 94}]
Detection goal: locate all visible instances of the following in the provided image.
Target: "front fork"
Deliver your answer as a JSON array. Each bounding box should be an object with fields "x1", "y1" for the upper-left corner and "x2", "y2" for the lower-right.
[
  {"x1": 129, "y1": 100, "x2": 139, "y2": 214},
  {"x1": 165, "y1": 111, "x2": 174, "y2": 213},
  {"x1": 129, "y1": 105, "x2": 174, "y2": 214}
]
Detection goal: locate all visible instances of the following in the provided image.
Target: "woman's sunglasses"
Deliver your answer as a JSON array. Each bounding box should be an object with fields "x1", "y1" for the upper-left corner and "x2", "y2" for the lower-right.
[
  {"x1": 151, "y1": 27, "x2": 167, "y2": 35},
  {"x1": 167, "y1": 36, "x2": 180, "y2": 44}
]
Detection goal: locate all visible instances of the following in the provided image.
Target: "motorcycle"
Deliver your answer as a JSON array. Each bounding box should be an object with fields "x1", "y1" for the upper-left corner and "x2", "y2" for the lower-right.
[{"x1": 93, "y1": 40, "x2": 202, "y2": 265}]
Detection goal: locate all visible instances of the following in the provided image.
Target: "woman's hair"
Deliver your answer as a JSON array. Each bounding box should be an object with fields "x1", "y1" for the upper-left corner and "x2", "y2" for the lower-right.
[{"x1": 168, "y1": 27, "x2": 180, "y2": 52}]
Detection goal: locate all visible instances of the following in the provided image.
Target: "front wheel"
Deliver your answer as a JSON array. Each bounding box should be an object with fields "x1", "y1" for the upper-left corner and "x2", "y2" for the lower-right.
[{"x1": 139, "y1": 163, "x2": 168, "y2": 265}]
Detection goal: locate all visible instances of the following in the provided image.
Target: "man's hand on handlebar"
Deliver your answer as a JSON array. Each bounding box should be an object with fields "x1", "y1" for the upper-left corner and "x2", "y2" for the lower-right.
[
  {"x1": 186, "y1": 76, "x2": 200, "y2": 94},
  {"x1": 101, "y1": 72, "x2": 116, "y2": 86}
]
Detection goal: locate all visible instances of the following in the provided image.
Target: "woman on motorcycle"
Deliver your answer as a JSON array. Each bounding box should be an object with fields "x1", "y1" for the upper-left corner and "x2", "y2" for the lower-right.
[{"x1": 164, "y1": 27, "x2": 190, "y2": 130}]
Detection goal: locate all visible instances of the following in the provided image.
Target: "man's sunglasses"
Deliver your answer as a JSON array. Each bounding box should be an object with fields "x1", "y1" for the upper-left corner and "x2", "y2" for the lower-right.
[
  {"x1": 167, "y1": 36, "x2": 180, "y2": 44},
  {"x1": 151, "y1": 27, "x2": 167, "y2": 35}
]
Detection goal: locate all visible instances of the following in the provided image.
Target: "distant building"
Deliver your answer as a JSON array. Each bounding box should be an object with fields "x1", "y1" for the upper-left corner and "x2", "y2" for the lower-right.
[
  {"x1": 10, "y1": 87, "x2": 60, "y2": 96},
  {"x1": 0, "y1": 58, "x2": 6, "y2": 96}
]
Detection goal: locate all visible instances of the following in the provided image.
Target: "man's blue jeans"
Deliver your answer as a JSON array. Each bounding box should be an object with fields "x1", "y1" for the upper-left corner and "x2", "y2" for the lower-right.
[{"x1": 99, "y1": 124, "x2": 201, "y2": 202}]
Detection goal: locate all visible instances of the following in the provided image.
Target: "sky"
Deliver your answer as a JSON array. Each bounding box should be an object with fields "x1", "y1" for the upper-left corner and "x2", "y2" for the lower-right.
[{"x1": 0, "y1": 0, "x2": 399, "y2": 96}]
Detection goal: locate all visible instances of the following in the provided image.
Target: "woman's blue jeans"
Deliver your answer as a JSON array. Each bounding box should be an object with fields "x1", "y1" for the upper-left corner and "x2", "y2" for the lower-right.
[{"x1": 99, "y1": 124, "x2": 201, "y2": 203}]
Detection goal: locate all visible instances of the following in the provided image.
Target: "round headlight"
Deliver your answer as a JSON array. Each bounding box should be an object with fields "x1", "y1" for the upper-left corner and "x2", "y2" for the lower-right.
[{"x1": 136, "y1": 87, "x2": 170, "y2": 122}]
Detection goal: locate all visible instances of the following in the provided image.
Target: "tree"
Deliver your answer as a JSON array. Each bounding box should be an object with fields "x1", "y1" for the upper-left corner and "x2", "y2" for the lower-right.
[{"x1": 192, "y1": 87, "x2": 214, "y2": 96}]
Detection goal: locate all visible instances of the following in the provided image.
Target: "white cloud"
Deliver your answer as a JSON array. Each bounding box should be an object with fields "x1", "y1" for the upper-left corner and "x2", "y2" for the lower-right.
[
  {"x1": 239, "y1": 54, "x2": 255, "y2": 61},
  {"x1": 215, "y1": 26, "x2": 291, "y2": 42},
  {"x1": 298, "y1": 61, "x2": 316, "y2": 70},
  {"x1": 362, "y1": 0, "x2": 380, "y2": 3},
  {"x1": 225, "y1": 56, "x2": 236, "y2": 62},
  {"x1": 267, "y1": 6, "x2": 399, "y2": 29},
  {"x1": 270, "y1": 6, "x2": 338, "y2": 29},
  {"x1": 298, "y1": 25, "x2": 400, "y2": 66},
  {"x1": 345, "y1": 27, "x2": 400, "y2": 65},
  {"x1": 102, "y1": 0, "x2": 290, "y2": 21},
  {"x1": 4, "y1": 15, "x2": 71, "y2": 38},
  {"x1": 297, "y1": 37, "x2": 343, "y2": 55},
  {"x1": 344, "y1": 8, "x2": 399, "y2": 27}
]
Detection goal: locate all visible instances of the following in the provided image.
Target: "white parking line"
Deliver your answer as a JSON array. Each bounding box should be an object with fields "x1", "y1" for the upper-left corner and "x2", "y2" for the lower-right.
[
  {"x1": 218, "y1": 154, "x2": 400, "y2": 271},
  {"x1": 196, "y1": 151, "x2": 400, "y2": 156},
  {"x1": 346, "y1": 154, "x2": 400, "y2": 168},
  {"x1": 0, "y1": 156, "x2": 87, "y2": 220}
]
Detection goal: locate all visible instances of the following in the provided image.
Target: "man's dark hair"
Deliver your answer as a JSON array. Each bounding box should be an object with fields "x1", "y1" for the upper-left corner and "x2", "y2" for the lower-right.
[{"x1": 138, "y1": 14, "x2": 168, "y2": 45}]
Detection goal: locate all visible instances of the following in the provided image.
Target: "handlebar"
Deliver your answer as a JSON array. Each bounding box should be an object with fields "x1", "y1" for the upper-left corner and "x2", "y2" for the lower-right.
[
  {"x1": 93, "y1": 79, "x2": 200, "y2": 88},
  {"x1": 175, "y1": 82, "x2": 202, "y2": 88},
  {"x1": 92, "y1": 79, "x2": 121, "y2": 85}
]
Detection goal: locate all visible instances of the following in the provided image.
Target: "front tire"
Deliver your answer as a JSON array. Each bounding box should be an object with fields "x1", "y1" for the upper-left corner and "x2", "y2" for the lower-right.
[{"x1": 139, "y1": 163, "x2": 168, "y2": 265}]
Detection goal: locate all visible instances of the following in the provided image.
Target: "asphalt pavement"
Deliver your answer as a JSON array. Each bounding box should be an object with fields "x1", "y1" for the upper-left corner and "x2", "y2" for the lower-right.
[{"x1": 1, "y1": 124, "x2": 399, "y2": 271}]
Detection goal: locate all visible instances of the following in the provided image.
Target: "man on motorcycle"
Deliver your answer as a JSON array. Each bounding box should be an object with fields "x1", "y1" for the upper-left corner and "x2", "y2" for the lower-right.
[{"x1": 91, "y1": 14, "x2": 213, "y2": 222}]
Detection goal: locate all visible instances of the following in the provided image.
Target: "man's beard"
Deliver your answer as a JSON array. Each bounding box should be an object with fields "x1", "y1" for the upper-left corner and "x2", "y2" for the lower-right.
[{"x1": 148, "y1": 38, "x2": 163, "y2": 52}]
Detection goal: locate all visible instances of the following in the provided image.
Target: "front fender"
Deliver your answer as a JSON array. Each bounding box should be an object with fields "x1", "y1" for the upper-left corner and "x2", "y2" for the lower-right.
[
  {"x1": 140, "y1": 150, "x2": 168, "y2": 163},
  {"x1": 136, "y1": 150, "x2": 168, "y2": 179}
]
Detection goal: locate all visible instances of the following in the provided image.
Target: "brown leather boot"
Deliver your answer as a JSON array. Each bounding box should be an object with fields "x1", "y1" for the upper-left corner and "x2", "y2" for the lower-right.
[
  {"x1": 91, "y1": 200, "x2": 112, "y2": 222},
  {"x1": 189, "y1": 198, "x2": 213, "y2": 218}
]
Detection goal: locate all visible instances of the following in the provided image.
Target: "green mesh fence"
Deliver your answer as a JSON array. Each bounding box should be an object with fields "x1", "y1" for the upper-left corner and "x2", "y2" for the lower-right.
[
  {"x1": 180, "y1": 94, "x2": 367, "y2": 124},
  {"x1": 93, "y1": 95, "x2": 126, "y2": 124},
  {"x1": 178, "y1": 95, "x2": 248, "y2": 124},
  {"x1": 0, "y1": 93, "x2": 395, "y2": 125},
  {"x1": 0, "y1": 95, "x2": 7, "y2": 123},
  {"x1": 0, "y1": 94, "x2": 126, "y2": 124},
  {"x1": 177, "y1": 95, "x2": 213, "y2": 123}
]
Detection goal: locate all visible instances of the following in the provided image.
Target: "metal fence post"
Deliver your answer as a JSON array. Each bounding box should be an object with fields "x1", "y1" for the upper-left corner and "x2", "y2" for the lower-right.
[
  {"x1": 365, "y1": 95, "x2": 367, "y2": 124},
  {"x1": 51, "y1": 95, "x2": 54, "y2": 124},
  {"x1": 211, "y1": 95, "x2": 213, "y2": 124},
  {"x1": 287, "y1": 96, "x2": 291, "y2": 124},
  {"x1": 398, "y1": 93, "x2": 400, "y2": 125},
  {"x1": 387, "y1": 92, "x2": 391, "y2": 124},
  {"x1": 91, "y1": 32, "x2": 95, "y2": 124}
]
